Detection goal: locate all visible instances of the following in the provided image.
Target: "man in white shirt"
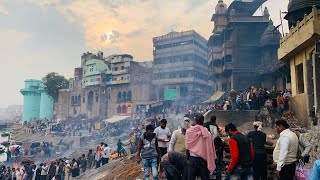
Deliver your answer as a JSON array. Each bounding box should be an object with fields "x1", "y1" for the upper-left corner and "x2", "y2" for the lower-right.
[
  {"x1": 273, "y1": 120, "x2": 299, "y2": 180},
  {"x1": 101, "y1": 143, "x2": 111, "y2": 165},
  {"x1": 168, "y1": 118, "x2": 190, "y2": 154},
  {"x1": 154, "y1": 119, "x2": 171, "y2": 157},
  {"x1": 41, "y1": 163, "x2": 48, "y2": 179}
]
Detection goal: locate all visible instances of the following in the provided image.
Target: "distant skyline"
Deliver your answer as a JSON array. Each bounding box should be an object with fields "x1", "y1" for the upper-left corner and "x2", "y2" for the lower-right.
[{"x1": 0, "y1": 0, "x2": 289, "y2": 108}]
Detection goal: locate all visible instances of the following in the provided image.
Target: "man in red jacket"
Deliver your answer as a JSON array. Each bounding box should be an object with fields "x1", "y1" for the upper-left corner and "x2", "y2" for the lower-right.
[{"x1": 225, "y1": 123, "x2": 254, "y2": 180}]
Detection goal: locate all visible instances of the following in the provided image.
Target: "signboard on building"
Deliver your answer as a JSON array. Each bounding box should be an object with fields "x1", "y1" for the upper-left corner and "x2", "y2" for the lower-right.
[{"x1": 164, "y1": 89, "x2": 177, "y2": 100}]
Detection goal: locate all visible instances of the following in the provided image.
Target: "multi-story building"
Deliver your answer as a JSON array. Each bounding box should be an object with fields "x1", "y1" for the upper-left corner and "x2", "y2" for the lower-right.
[
  {"x1": 279, "y1": 2, "x2": 320, "y2": 127},
  {"x1": 152, "y1": 30, "x2": 209, "y2": 101},
  {"x1": 55, "y1": 52, "x2": 155, "y2": 120},
  {"x1": 106, "y1": 54, "x2": 155, "y2": 118},
  {"x1": 208, "y1": 0, "x2": 273, "y2": 92}
]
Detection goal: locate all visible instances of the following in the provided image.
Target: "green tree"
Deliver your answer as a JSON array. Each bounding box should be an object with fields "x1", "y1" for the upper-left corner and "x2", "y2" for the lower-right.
[{"x1": 42, "y1": 72, "x2": 69, "y2": 102}]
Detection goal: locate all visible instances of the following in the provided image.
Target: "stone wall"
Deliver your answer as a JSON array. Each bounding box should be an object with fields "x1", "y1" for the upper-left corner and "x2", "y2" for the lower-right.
[{"x1": 207, "y1": 110, "x2": 259, "y2": 126}]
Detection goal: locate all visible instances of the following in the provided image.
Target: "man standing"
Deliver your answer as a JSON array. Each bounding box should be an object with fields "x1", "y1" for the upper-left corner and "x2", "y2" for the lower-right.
[
  {"x1": 101, "y1": 143, "x2": 111, "y2": 166},
  {"x1": 186, "y1": 114, "x2": 216, "y2": 180},
  {"x1": 117, "y1": 139, "x2": 124, "y2": 158},
  {"x1": 40, "y1": 163, "x2": 48, "y2": 180},
  {"x1": 154, "y1": 119, "x2": 171, "y2": 157},
  {"x1": 136, "y1": 124, "x2": 161, "y2": 180},
  {"x1": 168, "y1": 118, "x2": 190, "y2": 154},
  {"x1": 87, "y1": 149, "x2": 94, "y2": 169},
  {"x1": 247, "y1": 121, "x2": 273, "y2": 180},
  {"x1": 204, "y1": 115, "x2": 219, "y2": 139},
  {"x1": 225, "y1": 123, "x2": 254, "y2": 180},
  {"x1": 273, "y1": 120, "x2": 299, "y2": 180}
]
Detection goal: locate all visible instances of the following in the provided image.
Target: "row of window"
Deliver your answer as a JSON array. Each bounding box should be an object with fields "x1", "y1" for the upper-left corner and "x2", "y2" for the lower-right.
[
  {"x1": 154, "y1": 53, "x2": 208, "y2": 67},
  {"x1": 113, "y1": 76, "x2": 130, "y2": 81},
  {"x1": 117, "y1": 91, "x2": 132, "y2": 103},
  {"x1": 153, "y1": 70, "x2": 208, "y2": 81},
  {"x1": 116, "y1": 105, "x2": 132, "y2": 114},
  {"x1": 71, "y1": 95, "x2": 81, "y2": 106},
  {"x1": 154, "y1": 40, "x2": 208, "y2": 52},
  {"x1": 113, "y1": 66, "x2": 128, "y2": 71}
]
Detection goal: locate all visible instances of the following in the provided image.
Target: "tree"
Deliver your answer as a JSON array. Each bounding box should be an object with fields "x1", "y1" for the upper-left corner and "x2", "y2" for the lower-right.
[{"x1": 42, "y1": 72, "x2": 69, "y2": 102}]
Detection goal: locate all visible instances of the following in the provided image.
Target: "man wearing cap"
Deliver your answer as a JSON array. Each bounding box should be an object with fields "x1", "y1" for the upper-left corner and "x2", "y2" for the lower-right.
[
  {"x1": 154, "y1": 119, "x2": 171, "y2": 157},
  {"x1": 168, "y1": 118, "x2": 190, "y2": 154},
  {"x1": 247, "y1": 121, "x2": 273, "y2": 180}
]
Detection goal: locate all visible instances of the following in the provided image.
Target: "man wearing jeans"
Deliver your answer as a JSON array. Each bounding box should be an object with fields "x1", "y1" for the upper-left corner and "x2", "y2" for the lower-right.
[{"x1": 136, "y1": 124, "x2": 161, "y2": 180}]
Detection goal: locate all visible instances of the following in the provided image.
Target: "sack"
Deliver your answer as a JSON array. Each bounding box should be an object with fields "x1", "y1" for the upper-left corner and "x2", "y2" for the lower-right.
[{"x1": 295, "y1": 160, "x2": 312, "y2": 180}]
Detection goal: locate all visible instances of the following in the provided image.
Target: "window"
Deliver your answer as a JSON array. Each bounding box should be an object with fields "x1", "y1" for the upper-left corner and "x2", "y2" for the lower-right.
[
  {"x1": 117, "y1": 92, "x2": 121, "y2": 103},
  {"x1": 127, "y1": 91, "x2": 132, "y2": 102},
  {"x1": 114, "y1": 67, "x2": 118, "y2": 71},
  {"x1": 117, "y1": 105, "x2": 121, "y2": 113},
  {"x1": 122, "y1": 91, "x2": 127, "y2": 102},
  {"x1": 96, "y1": 96, "x2": 99, "y2": 102},
  {"x1": 296, "y1": 64, "x2": 304, "y2": 94},
  {"x1": 121, "y1": 66, "x2": 125, "y2": 70},
  {"x1": 83, "y1": 97, "x2": 85, "y2": 103},
  {"x1": 121, "y1": 105, "x2": 127, "y2": 114}
]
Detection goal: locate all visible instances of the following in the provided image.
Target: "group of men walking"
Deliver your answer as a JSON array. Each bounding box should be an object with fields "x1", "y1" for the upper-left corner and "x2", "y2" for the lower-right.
[{"x1": 135, "y1": 113, "x2": 314, "y2": 180}]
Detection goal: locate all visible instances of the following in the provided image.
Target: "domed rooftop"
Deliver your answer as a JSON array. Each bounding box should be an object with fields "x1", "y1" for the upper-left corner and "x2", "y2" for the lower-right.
[
  {"x1": 284, "y1": 0, "x2": 320, "y2": 28},
  {"x1": 260, "y1": 21, "x2": 281, "y2": 47},
  {"x1": 215, "y1": 0, "x2": 227, "y2": 14}
]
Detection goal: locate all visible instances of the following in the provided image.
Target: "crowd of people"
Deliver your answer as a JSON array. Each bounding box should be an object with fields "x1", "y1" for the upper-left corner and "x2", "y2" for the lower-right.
[
  {"x1": 135, "y1": 113, "x2": 318, "y2": 180},
  {"x1": 0, "y1": 140, "x2": 128, "y2": 180},
  {"x1": 206, "y1": 87, "x2": 291, "y2": 115}
]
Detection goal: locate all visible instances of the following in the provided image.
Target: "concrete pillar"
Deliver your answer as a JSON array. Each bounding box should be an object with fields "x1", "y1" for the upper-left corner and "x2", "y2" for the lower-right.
[{"x1": 305, "y1": 58, "x2": 314, "y2": 120}]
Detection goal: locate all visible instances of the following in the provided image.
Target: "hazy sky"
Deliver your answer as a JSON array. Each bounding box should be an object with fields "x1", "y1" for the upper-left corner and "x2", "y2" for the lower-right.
[{"x1": 0, "y1": 0, "x2": 289, "y2": 108}]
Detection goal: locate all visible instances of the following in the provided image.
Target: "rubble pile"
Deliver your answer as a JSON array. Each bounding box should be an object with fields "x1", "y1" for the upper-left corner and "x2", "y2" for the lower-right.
[
  {"x1": 282, "y1": 111, "x2": 300, "y2": 128},
  {"x1": 98, "y1": 157, "x2": 143, "y2": 180}
]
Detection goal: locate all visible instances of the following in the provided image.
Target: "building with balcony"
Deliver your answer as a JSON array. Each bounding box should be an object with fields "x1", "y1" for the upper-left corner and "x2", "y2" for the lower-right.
[
  {"x1": 279, "y1": 4, "x2": 320, "y2": 127},
  {"x1": 55, "y1": 52, "x2": 155, "y2": 120},
  {"x1": 152, "y1": 30, "x2": 210, "y2": 100},
  {"x1": 208, "y1": 0, "x2": 274, "y2": 92}
]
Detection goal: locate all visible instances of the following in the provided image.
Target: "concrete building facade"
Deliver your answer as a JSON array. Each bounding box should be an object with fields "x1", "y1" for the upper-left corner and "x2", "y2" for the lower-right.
[
  {"x1": 55, "y1": 52, "x2": 155, "y2": 120},
  {"x1": 152, "y1": 30, "x2": 210, "y2": 100},
  {"x1": 279, "y1": 6, "x2": 320, "y2": 127}
]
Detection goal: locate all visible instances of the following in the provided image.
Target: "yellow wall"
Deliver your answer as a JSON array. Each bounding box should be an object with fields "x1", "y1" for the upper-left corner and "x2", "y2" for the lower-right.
[{"x1": 289, "y1": 46, "x2": 314, "y2": 95}]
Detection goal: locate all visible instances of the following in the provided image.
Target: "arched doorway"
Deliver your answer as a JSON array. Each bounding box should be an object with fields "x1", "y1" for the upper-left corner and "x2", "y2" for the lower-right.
[
  {"x1": 121, "y1": 105, "x2": 127, "y2": 114},
  {"x1": 117, "y1": 105, "x2": 121, "y2": 113}
]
